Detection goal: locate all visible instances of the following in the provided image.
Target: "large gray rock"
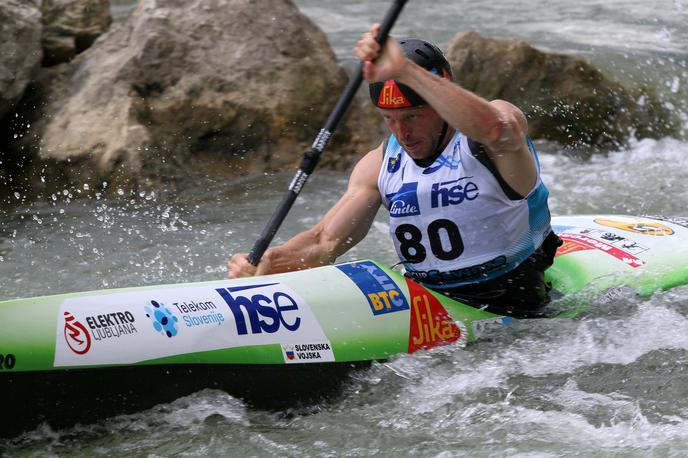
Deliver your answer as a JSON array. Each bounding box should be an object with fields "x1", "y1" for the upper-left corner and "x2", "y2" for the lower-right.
[
  {"x1": 13, "y1": 0, "x2": 378, "y2": 193},
  {"x1": 41, "y1": 0, "x2": 112, "y2": 66},
  {"x1": 0, "y1": 0, "x2": 42, "y2": 120},
  {"x1": 446, "y1": 31, "x2": 678, "y2": 148}
]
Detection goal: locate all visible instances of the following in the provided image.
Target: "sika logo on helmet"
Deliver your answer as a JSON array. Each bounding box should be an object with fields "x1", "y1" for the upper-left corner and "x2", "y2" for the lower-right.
[
  {"x1": 377, "y1": 80, "x2": 414, "y2": 108},
  {"x1": 369, "y1": 38, "x2": 453, "y2": 109}
]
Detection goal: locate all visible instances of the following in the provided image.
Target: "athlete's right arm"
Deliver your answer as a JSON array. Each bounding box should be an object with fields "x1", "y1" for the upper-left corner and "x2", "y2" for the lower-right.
[{"x1": 227, "y1": 144, "x2": 384, "y2": 278}]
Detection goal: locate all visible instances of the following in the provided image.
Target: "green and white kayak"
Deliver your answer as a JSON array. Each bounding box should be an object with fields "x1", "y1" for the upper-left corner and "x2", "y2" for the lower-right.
[{"x1": 1, "y1": 214, "x2": 687, "y2": 435}]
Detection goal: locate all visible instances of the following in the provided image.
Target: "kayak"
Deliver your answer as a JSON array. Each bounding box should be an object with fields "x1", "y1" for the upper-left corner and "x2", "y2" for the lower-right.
[{"x1": 1, "y1": 214, "x2": 687, "y2": 436}]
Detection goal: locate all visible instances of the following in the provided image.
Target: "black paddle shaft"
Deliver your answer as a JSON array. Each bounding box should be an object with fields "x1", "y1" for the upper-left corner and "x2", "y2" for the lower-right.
[{"x1": 247, "y1": 0, "x2": 408, "y2": 266}]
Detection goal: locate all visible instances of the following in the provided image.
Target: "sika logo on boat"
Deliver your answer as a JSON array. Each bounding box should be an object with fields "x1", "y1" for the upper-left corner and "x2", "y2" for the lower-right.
[
  {"x1": 405, "y1": 279, "x2": 466, "y2": 352},
  {"x1": 63, "y1": 311, "x2": 92, "y2": 355}
]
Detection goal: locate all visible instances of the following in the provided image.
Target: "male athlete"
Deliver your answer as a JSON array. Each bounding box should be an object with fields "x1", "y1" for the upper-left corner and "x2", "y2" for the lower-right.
[{"x1": 228, "y1": 24, "x2": 561, "y2": 317}]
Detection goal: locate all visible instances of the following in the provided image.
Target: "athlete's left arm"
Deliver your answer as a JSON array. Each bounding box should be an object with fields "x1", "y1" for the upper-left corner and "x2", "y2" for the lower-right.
[{"x1": 399, "y1": 67, "x2": 537, "y2": 197}]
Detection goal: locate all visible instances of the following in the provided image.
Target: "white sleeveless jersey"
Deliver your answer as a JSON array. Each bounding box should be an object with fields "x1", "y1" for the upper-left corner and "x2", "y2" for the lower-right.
[{"x1": 378, "y1": 131, "x2": 552, "y2": 288}]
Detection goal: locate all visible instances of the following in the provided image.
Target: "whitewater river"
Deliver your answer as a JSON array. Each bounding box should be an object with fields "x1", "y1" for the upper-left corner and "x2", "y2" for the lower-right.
[{"x1": 3, "y1": 0, "x2": 688, "y2": 455}]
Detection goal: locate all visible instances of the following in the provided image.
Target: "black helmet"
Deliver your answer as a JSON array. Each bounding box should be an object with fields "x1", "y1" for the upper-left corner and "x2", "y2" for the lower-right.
[{"x1": 369, "y1": 38, "x2": 453, "y2": 109}]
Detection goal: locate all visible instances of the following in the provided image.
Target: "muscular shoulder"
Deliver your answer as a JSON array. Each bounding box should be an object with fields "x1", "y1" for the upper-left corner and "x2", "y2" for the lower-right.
[{"x1": 349, "y1": 143, "x2": 384, "y2": 191}]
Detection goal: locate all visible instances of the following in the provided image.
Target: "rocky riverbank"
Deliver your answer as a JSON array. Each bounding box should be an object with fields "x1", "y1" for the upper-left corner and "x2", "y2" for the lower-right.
[{"x1": 0, "y1": 0, "x2": 679, "y2": 200}]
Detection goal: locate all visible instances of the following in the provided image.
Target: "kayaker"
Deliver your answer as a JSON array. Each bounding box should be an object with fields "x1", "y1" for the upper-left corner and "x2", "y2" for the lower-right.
[{"x1": 228, "y1": 24, "x2": 562, "y2": 318}]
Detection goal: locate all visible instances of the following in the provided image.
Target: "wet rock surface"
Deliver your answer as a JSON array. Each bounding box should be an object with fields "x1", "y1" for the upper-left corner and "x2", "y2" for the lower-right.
[
  {"x1": 4, "y1": 0, "x2": 379, "y2": 196},
  {"x1": 41, "y1": 0, "x2": 112, "y2": 66},
  {"x1": 0, "y1": 0, "x2": 43, "y2": 120},
  {"x1": 446, "y1": 31, "x2": 678, "y2": 148}
]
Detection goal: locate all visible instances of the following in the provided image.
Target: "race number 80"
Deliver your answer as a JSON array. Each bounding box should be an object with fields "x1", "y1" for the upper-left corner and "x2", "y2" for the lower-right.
[
  {"x1": 395, "y1": 219, "x2": 464, "y2": 263},
  {"x1": 0, "y1": 354, "x2": 16, "y2": 370}
]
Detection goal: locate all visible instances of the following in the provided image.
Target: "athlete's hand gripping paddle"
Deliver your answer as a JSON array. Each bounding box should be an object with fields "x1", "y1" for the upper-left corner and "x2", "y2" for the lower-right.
[{"x1": 247, "y1": 0, "x2": 408, "y2": 266}]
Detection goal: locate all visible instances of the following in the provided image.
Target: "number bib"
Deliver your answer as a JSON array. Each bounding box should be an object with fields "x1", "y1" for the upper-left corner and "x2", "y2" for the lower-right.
[{"x1": 378, "y1": 132, "x2": 552, "y2": 288}]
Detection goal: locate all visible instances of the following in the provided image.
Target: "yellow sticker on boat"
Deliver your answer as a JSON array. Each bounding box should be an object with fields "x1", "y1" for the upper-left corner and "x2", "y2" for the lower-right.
[{"x1": 594, "y1": 216, "x2": 674, "y2": 236}]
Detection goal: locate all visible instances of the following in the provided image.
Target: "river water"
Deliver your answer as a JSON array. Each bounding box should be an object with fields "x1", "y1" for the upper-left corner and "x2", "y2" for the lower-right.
[{"x1": 2, "y1": 0, "x2": 688, "y2": 455}]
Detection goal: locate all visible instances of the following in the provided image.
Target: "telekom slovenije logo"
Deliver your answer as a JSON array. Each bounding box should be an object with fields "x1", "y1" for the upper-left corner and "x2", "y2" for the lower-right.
[{"x1": 63, "y1": 311, "x2": 91, "y2": 355}]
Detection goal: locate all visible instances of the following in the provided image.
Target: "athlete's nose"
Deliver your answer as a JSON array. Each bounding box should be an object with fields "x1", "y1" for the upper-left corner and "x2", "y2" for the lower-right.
[{"x1": 397, "y1": 121, "x2": 412, "y2": 141}]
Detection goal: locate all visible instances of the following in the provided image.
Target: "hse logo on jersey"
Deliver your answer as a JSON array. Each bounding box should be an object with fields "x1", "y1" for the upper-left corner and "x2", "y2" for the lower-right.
[
  {"x1": 387, "y1": 182, "x2": 421, "y2": 218},
  {"x1": 215, "y1": 283, "x2": 301, "y2": 335},
  {"x1": 337, "y1": 261, "x2": 409, "y2": 316},
  {"x1": 430, "y1": 177, "x2": 479, "y2": 208}
]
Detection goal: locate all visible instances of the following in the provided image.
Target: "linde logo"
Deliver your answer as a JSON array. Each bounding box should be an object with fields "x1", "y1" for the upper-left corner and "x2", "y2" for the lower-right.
[
  {"x1": 63, "y1": 311, "x2": 91, "y2": 355},
  {"x1": 387, "y1": 182, "x2": 421, "y2": 218},
  {"x1": 215, "y1": 283, "x2": 301, "y2": 335},
  {"x1": 430, "y1": 177, "x2": 479, "y2": 208}
]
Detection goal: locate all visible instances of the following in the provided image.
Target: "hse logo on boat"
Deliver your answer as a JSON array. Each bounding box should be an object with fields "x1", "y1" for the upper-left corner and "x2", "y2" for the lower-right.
[
  {"x1": 281, "y1": 342, "x2": 335, "y2": 364},
  {"x1": 63, "y1": 311, "x2": 92, "y2": 355},
  {"x1": 387, "y1": 182, "x2": 421, "y2": 218},
  {"x1": 215, "y1": 283, "x2": 301, "y2": 335},
  {"x1": 430, "y1": 177, "x2": 479, "y2": 208},
  {"x1": 337, "y1": 261, "x2": 410, "y2": 316},
  {"x1": 594, "y1": 216, "x2": 674, "y2": 236},
  {"x1": 405, "y1": 279, "x2": 467, "y2": 352}
]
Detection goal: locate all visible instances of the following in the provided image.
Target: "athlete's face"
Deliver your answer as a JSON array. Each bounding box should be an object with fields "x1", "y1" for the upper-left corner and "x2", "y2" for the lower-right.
[{"x1": 379, "y1": 105, "x2": 446, "y2": 159}]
